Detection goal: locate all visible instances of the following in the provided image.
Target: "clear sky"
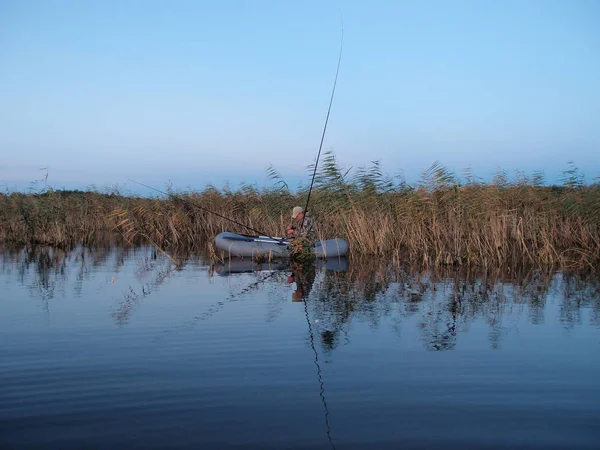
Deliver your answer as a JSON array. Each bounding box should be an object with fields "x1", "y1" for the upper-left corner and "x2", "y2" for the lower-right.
[{"x1": 1, "y1": 0, "x2": 599, "y2": 194}]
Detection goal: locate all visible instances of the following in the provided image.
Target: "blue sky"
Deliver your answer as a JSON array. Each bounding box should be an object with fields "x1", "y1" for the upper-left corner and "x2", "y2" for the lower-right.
[{"x1": 1, "y1": 0, "x2": 599, "y2": 194}]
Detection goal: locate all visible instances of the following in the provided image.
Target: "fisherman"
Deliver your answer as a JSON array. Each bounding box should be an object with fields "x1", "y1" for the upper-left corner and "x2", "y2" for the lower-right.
[{"x1": 286, "y1": 206, "x2": 317, "y2": 242}]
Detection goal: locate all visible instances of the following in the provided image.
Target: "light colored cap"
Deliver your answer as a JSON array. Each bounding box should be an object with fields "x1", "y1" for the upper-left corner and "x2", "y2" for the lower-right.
[{"x1": 292, "y1": 206, "x2": 304, "y2": 218}]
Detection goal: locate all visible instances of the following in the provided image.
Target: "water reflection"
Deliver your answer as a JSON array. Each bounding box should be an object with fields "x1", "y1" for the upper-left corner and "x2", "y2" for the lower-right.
[
  {"x1": 3, "y1": 245, "x2": 599, "y2": 450},
  {"x1": 303, "y1": 286, "x2": 336, "y2": 450},
  {"x1": 112, "y1": 257, "x2": 175, "y2": 326},
  {"x1": 1, "y1": 245, "x2": 599, "y2": 352}
]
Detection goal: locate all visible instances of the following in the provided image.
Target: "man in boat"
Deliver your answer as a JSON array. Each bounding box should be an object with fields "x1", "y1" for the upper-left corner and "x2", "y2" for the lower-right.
[{"x1": 286, "y1": 206, "x2": 317, "y2": 242}]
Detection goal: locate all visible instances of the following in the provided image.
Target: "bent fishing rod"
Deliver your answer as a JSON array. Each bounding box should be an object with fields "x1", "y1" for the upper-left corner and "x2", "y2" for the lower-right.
[
  {"x1": 128, "y1": 180, "x2": 288, "y2": 243},
  {"x1": 300, "y1": 18, "x2": 344, "y2": 232},
  {"x1": 130, "y1": 19, "x2": 342, "y2": 242}
]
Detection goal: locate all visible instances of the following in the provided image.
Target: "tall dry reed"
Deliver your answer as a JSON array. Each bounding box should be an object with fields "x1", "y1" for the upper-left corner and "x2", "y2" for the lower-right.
[{"x1": 1, "y1": 153, "x2": 598, "y2": 270}]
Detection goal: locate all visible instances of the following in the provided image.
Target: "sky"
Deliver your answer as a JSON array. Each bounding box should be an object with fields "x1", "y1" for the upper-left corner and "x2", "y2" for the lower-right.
[{"x1": 1, "y1": 0, "x2": 599, "y2": 194}]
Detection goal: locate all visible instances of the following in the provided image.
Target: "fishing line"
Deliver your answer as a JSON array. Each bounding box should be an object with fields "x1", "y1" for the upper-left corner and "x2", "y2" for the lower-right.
[{"x1": 300, "y1": 17, "x2": 344, "y2": 231}]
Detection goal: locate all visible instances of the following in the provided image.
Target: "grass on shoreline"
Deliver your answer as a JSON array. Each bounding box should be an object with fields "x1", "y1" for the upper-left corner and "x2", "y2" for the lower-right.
[{"x1": 1, "y1": 153, "x2": 599, "y2": 270}]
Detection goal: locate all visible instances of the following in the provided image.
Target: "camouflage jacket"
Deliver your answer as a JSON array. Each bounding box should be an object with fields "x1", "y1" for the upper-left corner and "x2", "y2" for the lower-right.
[{"x1": 294, "y1": 215, "x2": 317, "y2": 242}]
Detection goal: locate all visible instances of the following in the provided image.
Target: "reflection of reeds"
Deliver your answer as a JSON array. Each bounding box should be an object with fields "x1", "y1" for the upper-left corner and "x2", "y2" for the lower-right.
[
  {"x1": 307, "y1": 257, "x2": 600, "y2": 352},
  {"x1": 2, "y1": 245, "x2": 599, "y2": 351},
  {"x1": 1, "y1": 154, "x2": 599, "y2": 269}
]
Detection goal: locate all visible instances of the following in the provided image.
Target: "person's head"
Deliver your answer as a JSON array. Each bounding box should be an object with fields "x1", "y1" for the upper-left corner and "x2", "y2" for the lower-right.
[{"x1": 291, "y1": 206, "x2": 304, "y2": 221}]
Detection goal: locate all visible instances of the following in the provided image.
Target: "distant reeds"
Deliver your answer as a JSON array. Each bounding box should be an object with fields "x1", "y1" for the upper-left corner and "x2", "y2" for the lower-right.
[{"x1": 1, "y1": 152, "x2": 599, "y2": 270}]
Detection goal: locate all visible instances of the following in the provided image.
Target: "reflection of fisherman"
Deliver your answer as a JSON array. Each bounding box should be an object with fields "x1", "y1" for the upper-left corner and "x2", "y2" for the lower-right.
[
  {"x1": 287, "y1": 263, "x2": 316, "y2": 302},
  {"x1": 286, "y1": 206, "x2": 317, "y2": 242}
]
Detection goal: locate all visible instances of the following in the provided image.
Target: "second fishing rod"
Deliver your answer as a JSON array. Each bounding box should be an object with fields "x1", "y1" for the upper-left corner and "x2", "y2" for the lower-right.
[{"x1": 129, "y1": 180, "x2": 288, "y2": 243}]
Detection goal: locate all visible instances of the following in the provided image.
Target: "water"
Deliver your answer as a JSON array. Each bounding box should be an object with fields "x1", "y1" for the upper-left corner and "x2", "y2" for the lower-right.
[{"x1": 1, "y1": 245, "x2": 599, "y2": 449}]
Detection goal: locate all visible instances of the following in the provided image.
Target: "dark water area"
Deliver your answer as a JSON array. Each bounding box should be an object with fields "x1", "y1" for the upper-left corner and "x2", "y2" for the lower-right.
[{"x1": 1, "y1": 245, "x2": 599, "y2": 450}]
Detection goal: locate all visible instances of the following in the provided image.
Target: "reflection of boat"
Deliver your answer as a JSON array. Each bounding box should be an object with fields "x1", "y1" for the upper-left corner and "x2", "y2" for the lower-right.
[
  {"x1": 214, "y1": 232, "x2": 349, "y2": 259},
  {"x1": 215, "y1": 256, "x2": 349, "y2": 276}
]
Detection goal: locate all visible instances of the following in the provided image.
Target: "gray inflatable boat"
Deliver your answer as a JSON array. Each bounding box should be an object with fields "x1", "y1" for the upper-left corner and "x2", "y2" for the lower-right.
[{"x1": 214, "y1": 232, "x2": 349, "y2": 259}]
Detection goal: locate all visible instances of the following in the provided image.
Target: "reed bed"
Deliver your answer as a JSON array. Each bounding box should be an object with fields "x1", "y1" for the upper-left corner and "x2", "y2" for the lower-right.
[{"x1": 1, "y1": 153, "x2": 599, "y2": 270}]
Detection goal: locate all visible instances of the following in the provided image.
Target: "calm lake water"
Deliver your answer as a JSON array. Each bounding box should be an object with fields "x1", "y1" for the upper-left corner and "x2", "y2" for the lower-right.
[{"x1": 1, "y1": 245, "x2": 599, "y2": 449}]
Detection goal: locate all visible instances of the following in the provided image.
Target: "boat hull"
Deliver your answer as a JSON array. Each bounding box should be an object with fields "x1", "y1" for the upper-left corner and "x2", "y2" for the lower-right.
[{"x1": 214, "y1": 232, "x2": 349, "y2": 259}]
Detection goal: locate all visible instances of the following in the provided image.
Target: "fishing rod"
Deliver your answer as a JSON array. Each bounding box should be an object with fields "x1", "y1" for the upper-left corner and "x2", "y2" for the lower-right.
[
  {"x1": 131, "y1": 19, "x2": 342, "y2": 241},
  {"x1": 128, "y1": 180, "x2": 287, "y2": 243},
  {"x1": 300, "y1": 18, "x2": 344, "y2": 232}
]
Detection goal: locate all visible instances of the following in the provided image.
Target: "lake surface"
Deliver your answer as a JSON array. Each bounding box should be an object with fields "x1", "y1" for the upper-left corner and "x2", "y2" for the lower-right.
[{"x1": 1, "y1": 245, "x2": 599, "y2": 449}]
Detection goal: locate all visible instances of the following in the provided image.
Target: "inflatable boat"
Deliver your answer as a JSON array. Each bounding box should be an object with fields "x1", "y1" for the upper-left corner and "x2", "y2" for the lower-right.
[{"x1": 214, "y1": 232, "x2": 349, "y2": 259}]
